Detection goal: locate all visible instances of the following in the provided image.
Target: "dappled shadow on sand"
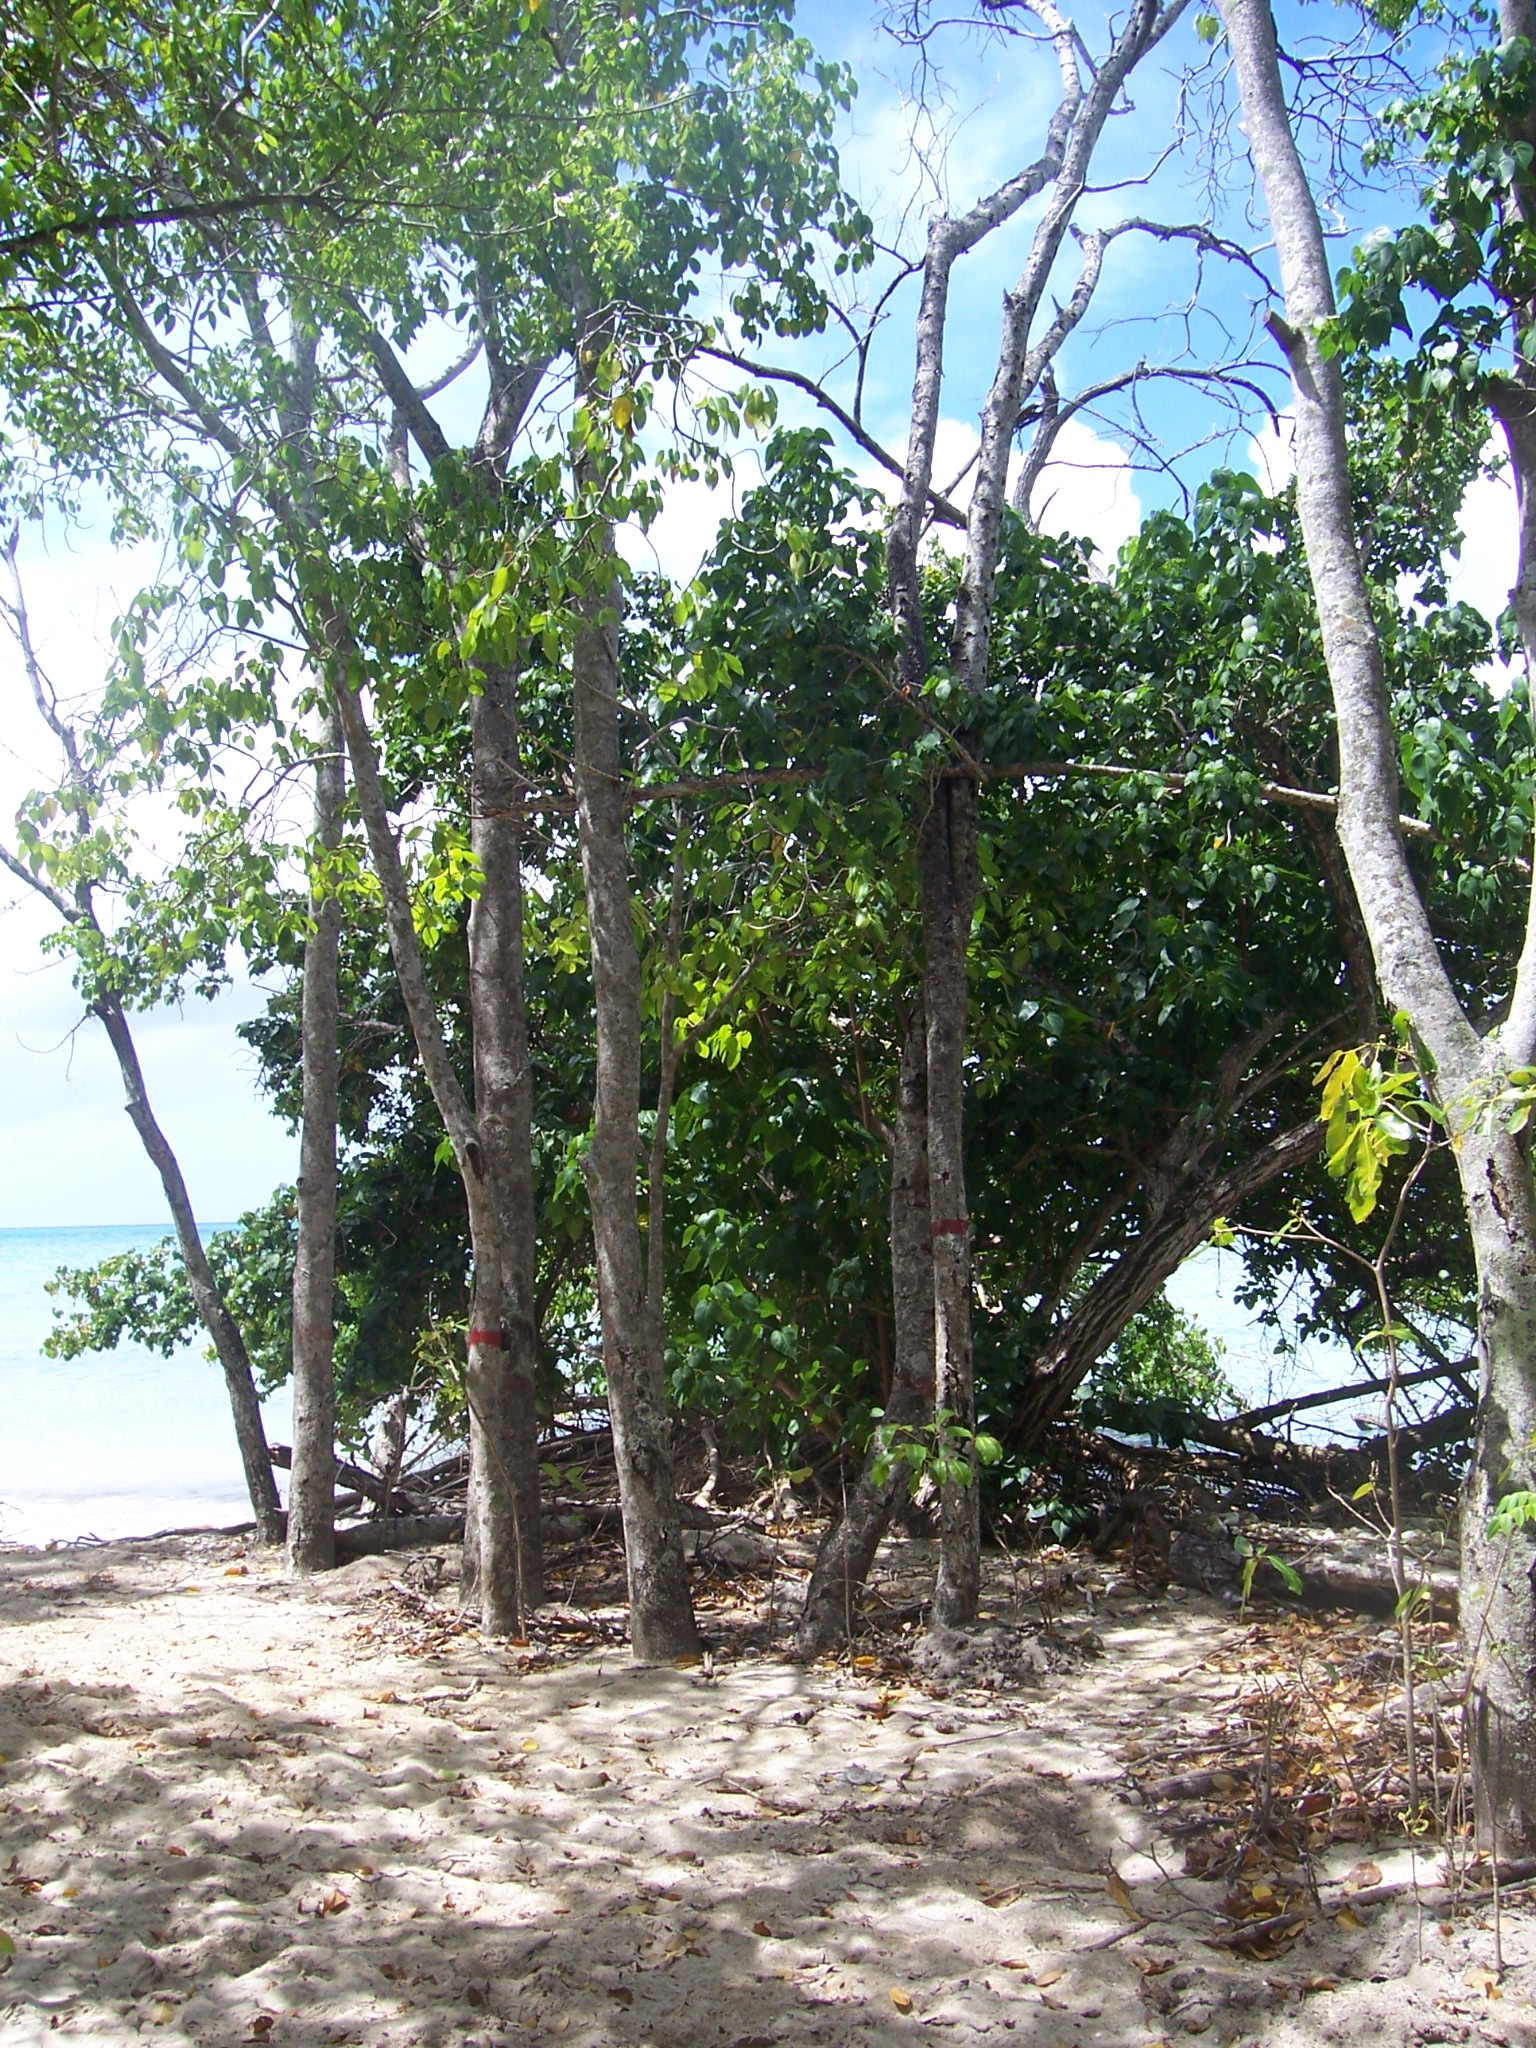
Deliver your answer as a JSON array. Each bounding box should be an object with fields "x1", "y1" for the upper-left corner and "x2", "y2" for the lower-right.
[{"x1": 0, "y1": 1534, "x2": 1528, "y2": 2048}]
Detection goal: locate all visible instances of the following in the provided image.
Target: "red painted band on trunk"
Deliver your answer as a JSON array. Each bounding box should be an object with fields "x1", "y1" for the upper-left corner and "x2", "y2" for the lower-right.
[
  {"x1": 931, "y1": 1217, "x2": 969, "y2": 1237},
  {"x1": 468, "y1": 1328, "x2": 504, "y2": 1348}
]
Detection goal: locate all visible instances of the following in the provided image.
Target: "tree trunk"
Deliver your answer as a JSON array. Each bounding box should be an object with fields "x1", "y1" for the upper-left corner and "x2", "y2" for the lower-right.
[
  {"x1": 1459, "y1": 1127, "x2": 1536, "y2": 1851},
  {"x1": 570, "y1": 361, "x2": 699, "y2": 1663},
  {"x1": 797, "y1": 1006, "x2": 935, "y2": 1655},
  {"x1": 1219, "y1": 0, "x2": 1536, "y2": 1848},
  {"x1": 1009, "y1": 1117, "x2": 1324, "y2": 1446},
  {"x1": 919, "y1": 780, "x2": 981, "y2": 1626},
  {"x1": 325, "y1": 655, "x2": 522, "y2": 1635},
  {"x1": 94, "y1": 992, "x2": 284, "y2": 1544},
  {"x1": 288, "y1": 708, "x2": 345, "y2": 1575},
  {"x1": 468, "y1": 660, "x2": 545, "y2": 1611}
]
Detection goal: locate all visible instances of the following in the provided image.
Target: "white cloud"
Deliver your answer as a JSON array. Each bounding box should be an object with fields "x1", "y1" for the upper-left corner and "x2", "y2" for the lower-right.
[
  {"x1": 1247, "y1": 411, "x2": 1296, "y2": 495},
  {"x1": 1026, "y1": 417, "x2": 1143, "y2": 564},
  {"x1": 618, "y1": 459, "x2": 762, "y2": 588},
  {"x1": 1446, "y1": 457, "x2": 1518, "y2": 633}
]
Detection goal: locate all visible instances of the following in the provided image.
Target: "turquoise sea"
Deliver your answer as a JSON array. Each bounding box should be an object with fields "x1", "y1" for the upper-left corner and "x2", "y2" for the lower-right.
[{"x1": 0, "y1": 1225, "x2": 290, "y2": 1548}]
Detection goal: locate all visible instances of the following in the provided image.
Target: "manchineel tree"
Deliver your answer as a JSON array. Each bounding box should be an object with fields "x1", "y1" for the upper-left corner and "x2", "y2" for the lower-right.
[
  {"x1": 51, "y1": 392, "x2": 1521, "y2": 1650},
  {"x1": 9, "y1": 0, "x2": 1534, "y2": 1697},
  {"x1": 1217, "y1": 0, "x2": 1536, "y2": 1848},
  {"x1": 0, "y1": 0, "x2": 868, "y2": 1655}
]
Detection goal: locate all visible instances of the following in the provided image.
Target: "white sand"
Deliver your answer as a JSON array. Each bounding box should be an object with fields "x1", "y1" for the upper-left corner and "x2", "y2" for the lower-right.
[{"x1": 0, "y1": 1534, "x2": 1529, "y2": 2047}]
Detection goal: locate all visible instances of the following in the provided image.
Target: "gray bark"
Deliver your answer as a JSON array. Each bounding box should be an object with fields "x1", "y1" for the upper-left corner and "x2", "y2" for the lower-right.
[
  {"x1": 94, "y1": 993, "x2": 284, "y2": 1544},
  {"x1": 920, "y1": 783, "x2": 981, "y2": 1626},
  {"x1": 288, "y1": 708, "x2": 345, "y2": 1575},
  {"x1": 372, "y1": 319, "x2": 551, "y2": 1624},
  {"x1": 468, "y1": 661, "x2": 545, "y2": 1610},
  {"x1": 889, "y1": 0, "x2": 1183, "y2": 1627},
  {"x1": 325, "y1": 654, "x2": 523, "y2": 1635},
  {"x1": 1220, "y1": 0, "x2": 1536, "y2": 1849},
  {"x1": 797, "y1": 1006, "x2": 935, "y2": 1654},
  {"x1": 570, "y1": 343, "x2": 699, "y2": 1663}
]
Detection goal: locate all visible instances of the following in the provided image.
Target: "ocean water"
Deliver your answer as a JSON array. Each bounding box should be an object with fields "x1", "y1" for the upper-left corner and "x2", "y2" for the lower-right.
[
  {"x1": 0, "y1": 1227, "x2": 1381, "y2": 1549},
  {"x1": 1167, "y1": 1245, "x2": 1356, "y2": 1424},
  {"x1": 0, "y1": 1224, "x2": 290, "y2": 1548}
]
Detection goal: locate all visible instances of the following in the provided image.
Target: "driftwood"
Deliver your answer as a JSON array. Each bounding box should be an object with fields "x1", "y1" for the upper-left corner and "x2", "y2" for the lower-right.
[
  {"x1": 334, "y1": 1515, "x2": 465, "y2": 1560},
  {"x1": 1085, "y1": 1496, "x2": 1461, "y2": 1619},
  {"x1": 1229, "y1": 1359, "x2": 1475, "y2": 1430},
  {"x1": 270, "y1": 1444, "x2": 431, "y2": 1518}
]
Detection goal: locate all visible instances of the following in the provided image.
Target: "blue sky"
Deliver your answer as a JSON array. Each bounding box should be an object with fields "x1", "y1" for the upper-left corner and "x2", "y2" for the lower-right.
[{"x1": 0, "y1": 0, "x2": 1518, "y2": 1228}]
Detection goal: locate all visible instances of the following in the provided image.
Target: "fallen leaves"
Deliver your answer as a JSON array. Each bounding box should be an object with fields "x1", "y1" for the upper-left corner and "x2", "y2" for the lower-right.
[
  {"x1": 977, "y1": 1880, "x2": 1026, "y2": 1909},
  {"x1": 1105, "y1": 1869, "x2": 1144, "y2": 1922},
  {"x1": 889, "y1": 1986, "x2": 913, "y2": 2012},
  {"x1": 1464, "y1": 1968, "x2": 1503, "y2": 1999},
  {"x1": 318, "y1": 1889, "x2": 349, "y2": 1916}
]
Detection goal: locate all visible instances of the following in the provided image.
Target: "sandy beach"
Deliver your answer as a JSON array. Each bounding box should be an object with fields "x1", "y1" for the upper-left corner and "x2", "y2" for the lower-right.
[{"x1": 0, "y1": 1529, "x2": 1528, "y2": 2047}]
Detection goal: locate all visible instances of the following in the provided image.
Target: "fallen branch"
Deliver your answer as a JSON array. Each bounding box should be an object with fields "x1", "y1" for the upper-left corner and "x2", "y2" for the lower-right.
[
  {"x1": 333, "y1": 1515, "x2": 464, "y2": 1560},
  {"x1": 270, "y1": 1444, "x2": 430, "y2": 1517},
  {"x1": 1228, "y1": 1359, "x2": 1475, "y2": 1430},
  {"x1": 1206, "y1": 1908, "x2": 1312, "y2": 1948}
]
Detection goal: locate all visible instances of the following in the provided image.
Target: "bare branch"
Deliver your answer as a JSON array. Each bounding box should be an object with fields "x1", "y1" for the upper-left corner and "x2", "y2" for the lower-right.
[{"x1": 697, "y1": 343, "x2": 966, "y2": 527}]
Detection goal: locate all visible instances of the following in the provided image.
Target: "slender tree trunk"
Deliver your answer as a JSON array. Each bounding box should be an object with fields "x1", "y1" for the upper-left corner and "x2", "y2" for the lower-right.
[
  {"x1": 569, "y1": 361, "x2": 699, "y2": 1662},
  {"x1": 645, "y1": 823, "x2": 686, "y2": 1351},
  {"x1": 1459, "y1": 1127, "x2": 1536, "y2": 1850},
  {"x1": 325, "y1": 656, "x2": 522, "y2": 1635},
  {"x1": 94, "y1": 993, "x2": 284, "y2": 1543},
  {"x1": 288, "y1": 710, "x2": 345, "y2": 1574},
  {"x1": 919, "y1": 781, "x2": 980, "y2": 1626},
  {"x1": 468, "y1": 661, "x2": 545, "y2": 1610},
  {"x1": 883, "y1": 2, "x2": 1171, "y2": 1632},
  {"x1": 1220, "y1": 0, "x2": 1536, "y2": 1847},
  {"x1": 797, "y1": 1007, "x2": 935, "y2": 1655}
]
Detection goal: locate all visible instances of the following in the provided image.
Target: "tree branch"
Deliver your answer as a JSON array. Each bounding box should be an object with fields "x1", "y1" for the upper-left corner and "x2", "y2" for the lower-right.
[{"x1": 697, "y1": 343, "x2": 965, "y2": 528}]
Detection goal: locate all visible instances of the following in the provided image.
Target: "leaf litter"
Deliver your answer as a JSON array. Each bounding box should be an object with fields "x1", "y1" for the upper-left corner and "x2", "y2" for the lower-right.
[{"x1": 0, "y1": 1521, "x2": 1528, "y2": 2047}]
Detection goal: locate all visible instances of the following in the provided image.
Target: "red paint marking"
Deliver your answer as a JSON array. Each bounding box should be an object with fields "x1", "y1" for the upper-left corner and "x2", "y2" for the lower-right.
[
  {"x1": 931, "y1": 1217, "x2": 969, "y2": 1238},
  {"x1": 468, "y1": 1328, "x2": 505, "y2": 1348}
]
